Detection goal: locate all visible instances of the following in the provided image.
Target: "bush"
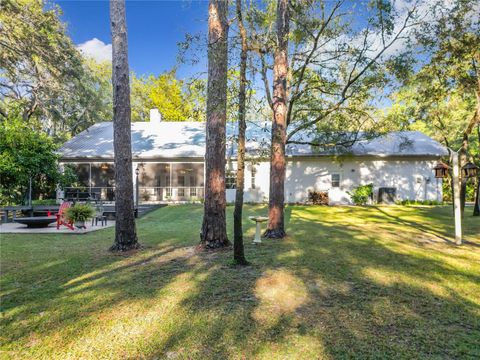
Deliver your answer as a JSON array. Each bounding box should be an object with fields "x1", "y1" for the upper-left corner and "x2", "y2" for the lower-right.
[
  {"x1": 32, "y1": 199, "x2": 58, "y2": 205},
  {"x1": 348, "y1": 184, "x2": 373, "y2": 205},
  {"x1": 0, "y1": 118, "x2": 77, "y2": 205},
  {"x1": 308, "y1": 190, "x2": 328, "y2": 205},
  {"x1": 65, "y1": 204, "x2": 95, "y2": 222},
  {"x1": 396, "y1": 199, "x2": 444, "y2": 206}
]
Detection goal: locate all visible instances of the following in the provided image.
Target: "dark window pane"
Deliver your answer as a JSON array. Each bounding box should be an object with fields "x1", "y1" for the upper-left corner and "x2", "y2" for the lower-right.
[
  {"x1": 226, "y1": 170, "x2": 236, "y2": 189},
  {"x1": 331, "y1": 174, "x2": 340, "y2": 188},
  {"x1": 71, "y1": 163, "x2": 90, "y2": 187},
  {"x1": 138, "y1": 163, "x2": 169, "y2": 187},
  {"x1": 251, "y1": 166, "x2": 256, "y2": 189},
  {"x1": 172, "y1": 163, "x2": 204, "y2": 187},
  {"x1": 91, "y1": 163, "x2": 115, "y2": 188}
]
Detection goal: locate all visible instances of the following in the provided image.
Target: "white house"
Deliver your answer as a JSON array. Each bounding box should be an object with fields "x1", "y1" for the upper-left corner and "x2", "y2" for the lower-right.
[{"x1": 58, "y1": 110, "x2": 448, "y2": 205}]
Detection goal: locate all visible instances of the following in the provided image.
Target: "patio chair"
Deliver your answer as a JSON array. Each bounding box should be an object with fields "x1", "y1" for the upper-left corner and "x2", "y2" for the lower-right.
[
  {"x1": 91, "y1": 202, "x2": 107, "y2": 227},
  {"x1": 56, "y1": 201, "x2": 74, "y2": 230}
]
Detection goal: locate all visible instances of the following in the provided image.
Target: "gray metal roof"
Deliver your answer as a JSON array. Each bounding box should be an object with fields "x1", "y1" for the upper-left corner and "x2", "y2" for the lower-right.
[{"x1": 58, "y1": 121, "x2": 448, "y2": 160}]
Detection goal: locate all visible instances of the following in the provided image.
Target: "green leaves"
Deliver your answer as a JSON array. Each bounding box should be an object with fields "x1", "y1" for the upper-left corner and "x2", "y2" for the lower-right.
[
  {"x1": 65, "y1": 203, "x2": 95, "y2": 222},
  {"x1": 0, "y1": 116, "x2": 69, "y2": 205},
  {"x1": 387, "y1": 0, "x2": 479, "y2": 158},
  {"x1": 348, "y1": 183, "x2": 374, "y2": 205},
  {"x1": 130, "y1": 71, "x2": 206, "y2": 122}
]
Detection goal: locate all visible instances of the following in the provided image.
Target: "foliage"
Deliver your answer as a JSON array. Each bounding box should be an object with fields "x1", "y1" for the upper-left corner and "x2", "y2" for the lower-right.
[
  {"x1": 441, "y1": 176, "x2": 476, "y2": 202},
  {"x1": 1, "y1": 205, "x2": 479, "y2": 358},
  {"x1": 0, "y1": 117, "x2": 75, "y2": 205},
  {"x1": 386, "y1": 0, "x2": 479, "y2": 148},
  {"x1": 64, "y1": 203, "x2": 95, "y2": 222},
  {"x1": 0, "y1": 0, "x2": 206, "y2": 146},
  {"x1": 396, "y1": 199, "x2": 444, "y2": 206},
  {"x1": 243, "y1": 0, "x2": 419, "y2": 149},
  {"x1": 0, "y1": 0, "x2": 94, "y2": 140},
  {"x1": 348, "y1": 183, "x2": 374, "y2": 205},
  {"x1": 130, "y1": 71, "x2": 206, "y2": 122},
  {"x1": 307, "y1": 190, "x2": 328, "y2": 205},
  {"x1": 386, "y1": 0, "x2": 479, "y2": 155},
  {"x1": 31, "y1": 199, "x2": 58, "y2": 205},
  {"x1": 386, "y1": 0, "x2": 479, "y2": 202}
]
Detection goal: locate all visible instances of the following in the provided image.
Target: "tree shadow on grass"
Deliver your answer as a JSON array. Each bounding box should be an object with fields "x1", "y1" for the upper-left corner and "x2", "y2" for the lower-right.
[
  {"x1": 1, "y1": 205, "x2": 479, "y2": 359},
  {"x1": 144, "y1": 208, "x2": 480, "y2": 358}
]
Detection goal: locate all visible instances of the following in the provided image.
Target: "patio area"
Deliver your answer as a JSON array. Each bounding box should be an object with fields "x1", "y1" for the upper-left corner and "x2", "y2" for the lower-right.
[{"x1": 0, "y1": 221, "x2": 114, "y2": 234}]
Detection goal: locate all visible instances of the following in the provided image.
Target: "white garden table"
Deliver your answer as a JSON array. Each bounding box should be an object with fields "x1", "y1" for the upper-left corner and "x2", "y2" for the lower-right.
[{"x1": 249, "y1": 216, "x2": 268, "y2": 244}]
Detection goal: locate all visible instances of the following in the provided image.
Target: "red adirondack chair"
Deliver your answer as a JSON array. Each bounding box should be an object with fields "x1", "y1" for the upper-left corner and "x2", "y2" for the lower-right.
[{"x1": 56, "y1": 201, "x2": 74, "y2": 230}]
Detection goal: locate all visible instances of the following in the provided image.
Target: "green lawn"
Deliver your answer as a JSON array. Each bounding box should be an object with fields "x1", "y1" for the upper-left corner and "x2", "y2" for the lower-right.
[{"x1": 1, "y1": 205, "x2": 479, "y2": 359}]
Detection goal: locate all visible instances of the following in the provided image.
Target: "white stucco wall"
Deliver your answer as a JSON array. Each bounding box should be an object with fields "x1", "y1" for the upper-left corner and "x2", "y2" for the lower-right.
[{"x1": 227, "y1": 156, "x2": 443, "y2": 205}]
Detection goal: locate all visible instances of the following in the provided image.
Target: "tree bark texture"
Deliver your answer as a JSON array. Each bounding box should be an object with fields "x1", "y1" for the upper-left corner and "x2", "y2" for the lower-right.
[
  {"x1": 200, "y1": 0, "x2": 229, "y2": 249},
  {"x1": 109, "y1": 0, "x2": 139, "y2": 251},
  {"x1": 460, "y1": 100, "x2": 480, "y2": 213},
  {"x1": 474, "y1": 178, "x2": 480, "y2": 216},
  {"x1": 233, "y1": 0, "x2": 248, "y2": 265},
  {"x1": 474, "y1": 125, "x2": 480, "y2": 216},
  {"x1": 264, "y1": 0, "x2": 289, "y2": 239}
]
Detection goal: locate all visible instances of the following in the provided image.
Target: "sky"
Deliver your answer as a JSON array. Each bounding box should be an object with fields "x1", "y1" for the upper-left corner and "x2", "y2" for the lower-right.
[{"x1": 55, "y1": 0, "x2": 209, "y2": 78}]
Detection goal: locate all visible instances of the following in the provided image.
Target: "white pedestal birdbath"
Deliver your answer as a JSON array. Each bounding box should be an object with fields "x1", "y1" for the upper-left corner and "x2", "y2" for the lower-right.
[{"x1": 249, "y1": 216, "x2": 268, "y2": 244}]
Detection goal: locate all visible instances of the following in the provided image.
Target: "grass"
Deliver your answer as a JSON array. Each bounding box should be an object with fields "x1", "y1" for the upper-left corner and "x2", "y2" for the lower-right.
[{"x1": 1, "y1": 205, "x2": 479, "y2": 359}]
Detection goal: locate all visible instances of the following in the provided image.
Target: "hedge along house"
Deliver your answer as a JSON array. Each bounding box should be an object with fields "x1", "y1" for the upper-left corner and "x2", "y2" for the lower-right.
[{"x1": 58, "y1": 109, "x2": 449, "y2": 205}]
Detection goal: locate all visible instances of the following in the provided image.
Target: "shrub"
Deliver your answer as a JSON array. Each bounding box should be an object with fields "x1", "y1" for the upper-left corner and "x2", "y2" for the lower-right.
[
  {"x1": 32, "y1": 199, "x2": 58, "y2": 205},
  {"x1": 348, "y1": 184, "x2": 373, "y2": 205},
  {"x1": 65, "y1": 204, "x2": 95, "y2": 222},
  {"x1": 396, "y1": 199, "x2": 444, "y2": 206},
  {"x1": 0, "y1": 117, "x2": 76, "y2": 205},
  {"x1": 308, "y1": 190, "x2": 328, "y2": 205}
]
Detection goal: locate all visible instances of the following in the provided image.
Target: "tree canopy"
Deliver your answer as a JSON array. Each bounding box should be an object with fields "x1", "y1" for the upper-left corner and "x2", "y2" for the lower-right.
[
  {"x1": 0, "y1": 0, "x2": 207, "y2": 146},
  {"x1": 387, "y1": 0, "x2": 479, "y2": 156},
  {"x1": 131, "y1": 71, "x2": 206, "y2": 122},
  {"x1": 0, "y1": 115, "x2": 75, "y2": 204}
]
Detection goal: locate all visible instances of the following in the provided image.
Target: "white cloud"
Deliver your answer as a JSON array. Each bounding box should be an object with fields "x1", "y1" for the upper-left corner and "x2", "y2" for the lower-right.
[{"x1": 77, "y1": 38, "x2": 112, "y2": 62}]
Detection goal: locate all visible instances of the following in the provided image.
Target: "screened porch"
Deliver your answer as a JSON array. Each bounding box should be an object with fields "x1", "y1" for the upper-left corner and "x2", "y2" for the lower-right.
[{"x1": 61, "y1": 161, "x2": 205, "y2": 203}]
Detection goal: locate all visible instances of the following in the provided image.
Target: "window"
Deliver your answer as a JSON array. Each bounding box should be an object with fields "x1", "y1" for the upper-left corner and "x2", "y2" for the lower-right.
[
  {"x1": 331, "y1": 173, "x2": 340, "y2": 188},
  {"x1": 68, "y1": 163, "x2": 90, "y2": 187},
  {"x1": 251, "y1": 167, "x2": 256, "y2": 189},
  {"x1": 138, "y1": 163, "x2": 169, "y2": 187},
  {"x1": 226, "y1": 170, "x2": 236, "y2": 189},
  {"x1": 177, "y1": 175, "x2": 185, "y2": 187}
]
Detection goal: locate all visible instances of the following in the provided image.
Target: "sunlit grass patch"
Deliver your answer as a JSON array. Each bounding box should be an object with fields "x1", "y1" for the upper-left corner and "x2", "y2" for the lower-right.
[
  {"x1": 1, "y1": 205, "x2": 479, "y2": 359},
  {"x1": 253, "y1": 268, "x2": 308, "y2": 325}
]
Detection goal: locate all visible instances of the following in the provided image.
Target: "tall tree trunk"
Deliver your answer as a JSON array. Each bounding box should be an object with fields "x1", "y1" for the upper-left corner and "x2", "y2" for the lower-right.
[
  {"x1": 474, "y1": 125, "x2": 480, "y2": 216},
  {"x1": 109, "y1": 0, "x2": 139, "y2": 251},
  {"x1": 460, "y1": 141, "x2": 467, "y2": 214},
  {"x1": 233, "y1": 0, "x2": 248, "y2": 265},
  {"x1": 264, "y1": 0, "x2": 289, "y2": 239},
  {"x1": 200, "y1": 0, "x2": 229, "y2": 249},
  {"x1": 460, "y1": 103, "x2": 480, "y2": 213},
  {"x1": 469, "y1": 78, "x2": 480, "y2": 215},
  {"x1": 474, "y1": 178, "x2": 480, "y2": 216}
]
